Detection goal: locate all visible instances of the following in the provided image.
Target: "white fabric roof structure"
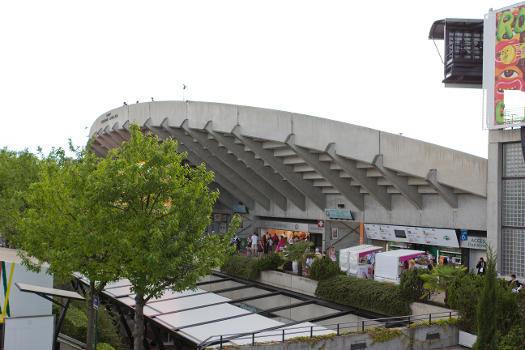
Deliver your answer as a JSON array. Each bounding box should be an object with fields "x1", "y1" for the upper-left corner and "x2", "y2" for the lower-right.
[
  {"x1": 76, "y1": 276, "x2": 334, "y2": 347},
  {"x1": 339, "y1": 245, "x2": 382, "y2": 273},
  {"x1": 16, "y1": 282, "x2": 85, "y2": 301}
]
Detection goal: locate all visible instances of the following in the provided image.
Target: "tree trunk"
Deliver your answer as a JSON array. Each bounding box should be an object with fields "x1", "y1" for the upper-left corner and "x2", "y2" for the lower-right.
[
  {"x1": 133, "y1": 292, "x2": 146, "y2": 350},
  {"x1": 86, "y1": 282, "x2": 95, "y2": 350}
]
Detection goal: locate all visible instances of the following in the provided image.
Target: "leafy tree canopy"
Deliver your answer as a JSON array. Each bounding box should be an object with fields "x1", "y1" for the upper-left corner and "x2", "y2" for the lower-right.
[
  {"x1": 0, "y1": 148, "x2": 40, "y2": 240},
  {"x1": 89, "y1": 125, "x2": 237, "y2": 349}
]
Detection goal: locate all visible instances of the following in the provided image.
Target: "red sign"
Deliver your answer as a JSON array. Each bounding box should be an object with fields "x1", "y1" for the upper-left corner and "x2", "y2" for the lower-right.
[{"x1": 317, "y1": 220, "x2": 325, "y2": 228}]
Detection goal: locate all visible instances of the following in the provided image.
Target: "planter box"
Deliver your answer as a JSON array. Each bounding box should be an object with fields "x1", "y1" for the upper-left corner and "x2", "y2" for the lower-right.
[
  {"x1": 458, "y1": 330, "x2": 477, "y2": 348},
  {"x1": 258, "y1": 270, "x2": 318, "y2": 296}
]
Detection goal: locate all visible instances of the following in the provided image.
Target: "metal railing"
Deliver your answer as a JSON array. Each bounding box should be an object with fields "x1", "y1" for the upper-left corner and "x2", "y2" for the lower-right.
[{"x1": 198, "y1": 311, "x2": 458, "y2": 349}]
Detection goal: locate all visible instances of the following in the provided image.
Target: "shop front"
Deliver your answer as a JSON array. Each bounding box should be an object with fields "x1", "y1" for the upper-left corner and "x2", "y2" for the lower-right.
[
  {"x1": 365, "y1": 223, "x2": 464, "y2": 268},
  {"x1": 257, "y1": 219, "x2": 324, "y2": 251},
  {"x1": 459, "y1": 232, "x2": 487, "y2": 272}
]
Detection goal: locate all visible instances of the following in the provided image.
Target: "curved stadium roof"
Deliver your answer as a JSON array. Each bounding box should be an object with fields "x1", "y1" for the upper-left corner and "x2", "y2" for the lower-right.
[{"x1": 89, "y1": 101, "x2": 487, "y2": 226}]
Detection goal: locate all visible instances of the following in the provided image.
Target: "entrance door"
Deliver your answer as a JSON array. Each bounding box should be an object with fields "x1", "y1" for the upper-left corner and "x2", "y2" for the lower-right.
[{"x1": 310, "y1": 233, "x2": 322, "y2": 251}]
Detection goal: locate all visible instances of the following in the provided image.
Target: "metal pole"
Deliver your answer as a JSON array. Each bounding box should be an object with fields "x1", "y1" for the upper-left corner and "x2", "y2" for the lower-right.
[
  {"x1": 361, "y1": 320, "x2": 364, "y2": 332},
  {"x1": 310, "y1": 326, "x2": 313, "y2": 338},
  {"x1": 93, "y1": 306, "x2": 99, "y2": 350},
  {"x1": 219, "y1": 336, "x2": 223, "y2": 349},
  {"x1": 252, "y1": 333, "x2": 255, "y2": 346},
  {"x1": 337, "y1": 323, "x2": 340, "y2": 336},
  {"x1": 429, "y1": 313, "x2": 432, "y2": 325},
  {"x1": 282, "y1": 329, "x2": 285, "y2": 342}
]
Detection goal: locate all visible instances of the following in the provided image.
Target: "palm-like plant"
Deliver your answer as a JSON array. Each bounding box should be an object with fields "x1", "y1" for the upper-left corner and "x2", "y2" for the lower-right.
[
  {"x1": 420, "y1": 264, "x2": 467, "y2": 302},
  {"x1": 283, "y1": 241, "x2": 315, "y2": 276}
]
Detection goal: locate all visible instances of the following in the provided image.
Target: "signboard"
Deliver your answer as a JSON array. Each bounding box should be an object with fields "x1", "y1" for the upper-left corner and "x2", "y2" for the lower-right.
[
  {"x1": 460, "y1": 230, "x2": 469, "y2": 241},
  {"x1": 324, "y1": 208, "x2": 353, "y2": 220},
  {"x1": 257, "y1": 220, "x2": 324, "y2": 234},
  {"x1": 365, "y1": 224, "x2": 459, "y2": 248},
  {"x1": 93, "y1": 296, "x2": 99, "y2": 310},
  {"x1": 484, "y1": 2, "x2": 525, "y2": 129},
  {"x1": 460, "y1": 236, "x2": 487, "y2": 250},
  {"x1": 317, "y1": 220, "x2": 325, "y2": 228},
  {"x1": 232, "y1": 205, "x2": 248, "y2": 214}
]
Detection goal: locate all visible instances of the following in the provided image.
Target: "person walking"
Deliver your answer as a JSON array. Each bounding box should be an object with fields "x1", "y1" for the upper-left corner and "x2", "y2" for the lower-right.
[
  {"x1": 251, "y1": 232, "x2": 259, "y2": 257},
  {"x1": 476, "y1": 257, "x2": 487, "y2": 275},
  {"x1": 275, "y1": 235, "x2": 286, "y2": 252}
]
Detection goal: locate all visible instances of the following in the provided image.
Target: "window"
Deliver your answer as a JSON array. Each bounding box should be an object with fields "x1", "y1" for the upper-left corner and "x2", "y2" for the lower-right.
[{"x1": 501, "y1": 143, "x2": 525, "y2": 278}]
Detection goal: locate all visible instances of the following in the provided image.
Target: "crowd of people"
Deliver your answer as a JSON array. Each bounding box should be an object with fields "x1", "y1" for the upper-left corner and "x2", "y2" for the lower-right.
[{"x1": 230, "y1": 232, "x2": 338, "y2": 274}]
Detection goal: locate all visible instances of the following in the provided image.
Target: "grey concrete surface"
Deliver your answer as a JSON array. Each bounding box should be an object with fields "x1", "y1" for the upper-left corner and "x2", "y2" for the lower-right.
[{"x1": 89, "y1": 101, "x2": 487, "y2": 231}]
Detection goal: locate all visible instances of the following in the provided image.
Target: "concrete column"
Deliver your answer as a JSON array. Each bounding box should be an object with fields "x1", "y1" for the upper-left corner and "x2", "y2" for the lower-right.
[{"x1": 486, "y1": 137, "x2": 502, "y2": 270}]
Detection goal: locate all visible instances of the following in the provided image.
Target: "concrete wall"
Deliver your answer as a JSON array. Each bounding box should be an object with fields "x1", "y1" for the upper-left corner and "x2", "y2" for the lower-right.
[
  {"x1": 253, "y1": 192, "x2": 487, "y2": 231},
  {"x1": 258, "y1": 270, "x2": 318, "y2": 297},
  {"x1": 90, "y1": 101, "x2": 488, "y2": 232},
  {"x1": 90, "y1": 101, "x2": 486, "y2": 196},
  {"x1": 234, "y1": 324, "x2": 459, "y2": 350}
]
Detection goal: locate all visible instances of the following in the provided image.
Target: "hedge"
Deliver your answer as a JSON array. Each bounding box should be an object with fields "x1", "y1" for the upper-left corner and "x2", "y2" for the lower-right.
[
  {"x1": 315, "y1": 275, "x2": 411, "y2": 316},
  {"x1": 309, "y1": 257, "x2": 343, "y2": 281},
  {"x1": 221, "y1": 253, "x2": 284, "y2": 280},
  {"x1": 399, "y1": 268, "x2": 427, "y2": 301}
]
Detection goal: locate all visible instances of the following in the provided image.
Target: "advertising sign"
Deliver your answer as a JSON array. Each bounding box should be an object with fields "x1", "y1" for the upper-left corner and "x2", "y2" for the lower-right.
[
  {"x1": 365, "y1": 224, "x2": 459, "y2": 248},
  {"x1": 324, "y1": 208, "x2": 353, "y2": 220},
  {"x1": 460, "y1": 236, "x2": 487, "y2": 250},
  {"x1": 484, "y1": 2, "x2": 525, "y2": 129}
]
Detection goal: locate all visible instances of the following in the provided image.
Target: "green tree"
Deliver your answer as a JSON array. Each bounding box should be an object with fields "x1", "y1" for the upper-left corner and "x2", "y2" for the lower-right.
[
  {"x1": 90, "y1": 125, "x2": 237, "y2": 349},
  {"x1": 474, "y1": 246, "x2": 498, "y2": 349},
  {"x1": 11, "y1": 146, "x2": 124, "y2": 350},
  {"x1": 0, "y1": 148, "x2": 40, "y2": 243},
  {"x1": 446, "y1": 271, "x2": 483, "y2": 333},
  {"x1": 420, "y1": 264, "x2": 466, "y2": 303},
  {"x1": 282, "y1": 241, "x2": 314, "y2": 277}
]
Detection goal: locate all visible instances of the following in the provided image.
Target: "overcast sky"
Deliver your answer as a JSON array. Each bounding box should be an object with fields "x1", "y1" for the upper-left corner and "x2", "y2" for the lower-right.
[{"x1": 0, "y1": 0, "x2": 516, "y2": 158}]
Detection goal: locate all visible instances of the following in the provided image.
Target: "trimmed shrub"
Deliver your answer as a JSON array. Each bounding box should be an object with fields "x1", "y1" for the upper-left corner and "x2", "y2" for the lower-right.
[
  {"x1": 399, "y1": 268, "x2": 426, "y2": 301},
  {"x1": 221, "y1": 253, "x2": 284, "y2": 280},
  {"x1": 315, "y1": 275, "x2": 411, "y2": 316},
  {"x1": 256, "y1": 252, "x2": 284, "y2": 271},
  {"x1": 309, "y1": 257, "x2": 342, "y2": 281},
  {"x1": 221, "y1": 255, "x2": 260, "y2": 280}
]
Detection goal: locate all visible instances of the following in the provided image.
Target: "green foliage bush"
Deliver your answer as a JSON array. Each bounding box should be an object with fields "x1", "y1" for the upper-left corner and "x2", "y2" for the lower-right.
[
  {"x1": 55, "y1": 300, "x2": 123, "y2": 349},
  {"x1": 256, "y1": 252, "x2": 284, "y2": 271},
  {"x1": 308, "y1": 257, "x2": 342, "y2": 281},
  {"x1": 498, "y1": 325, "x2": 525, "y2": 350},
  {"x1": 221, "y1": 253, "x2": 283, "y2": 280},
  {"x1": 399, "y1": 268, "x2": 426, "y2": 301},
  {"x1": 315, "y1": 275, "x2": 411, "y2": 316},
  {"x1": 446, "y1": 271, "x2": 483, "y2": 333}
]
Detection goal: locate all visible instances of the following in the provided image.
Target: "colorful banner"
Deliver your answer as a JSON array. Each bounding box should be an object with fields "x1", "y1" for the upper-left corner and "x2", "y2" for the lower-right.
[{"x1": 492, "y1": 3, "x2": 525, "y2": 128}]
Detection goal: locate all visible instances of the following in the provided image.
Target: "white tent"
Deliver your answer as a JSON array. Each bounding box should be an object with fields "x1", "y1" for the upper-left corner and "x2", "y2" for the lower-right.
[
  {"x1": 339, "y1": 245, "x2": 382, "y2": 276},
  {"x1": 374, "y1": 249, "x2": 425, "y2": 284}
]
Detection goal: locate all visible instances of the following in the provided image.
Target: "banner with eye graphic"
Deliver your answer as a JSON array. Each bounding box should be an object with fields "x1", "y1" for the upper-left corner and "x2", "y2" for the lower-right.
[{"x1": 485, "y1": 2, "x2": 525, "y2": 129}]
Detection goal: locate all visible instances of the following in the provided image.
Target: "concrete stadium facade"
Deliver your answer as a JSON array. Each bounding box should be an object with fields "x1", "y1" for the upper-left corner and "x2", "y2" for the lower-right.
[{"x1": 89, "y1": 101, "x2": 491, "y2": 271}]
